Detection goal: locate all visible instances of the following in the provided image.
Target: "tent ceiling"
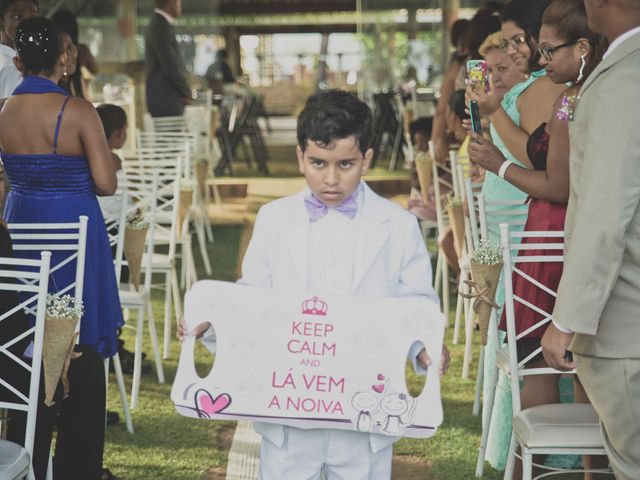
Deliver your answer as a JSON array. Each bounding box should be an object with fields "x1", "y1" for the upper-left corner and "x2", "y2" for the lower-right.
[{"x1": 53, "y1": 0, "x2": 489, "y2": 17}]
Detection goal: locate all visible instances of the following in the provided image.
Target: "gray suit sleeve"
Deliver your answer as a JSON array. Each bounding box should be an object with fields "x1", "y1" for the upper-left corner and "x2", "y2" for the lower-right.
[{"x1": 553, "y1": 68, "x2": 640, "y2": 334}]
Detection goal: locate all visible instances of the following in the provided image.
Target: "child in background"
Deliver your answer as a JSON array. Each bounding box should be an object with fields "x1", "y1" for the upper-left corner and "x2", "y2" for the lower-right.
[
  {"x1": 96, "y1": 104, "x2": 127, "y2": 219},
  {"x1": 180, "y1": 90, "x2": 450, "y2": 479}
]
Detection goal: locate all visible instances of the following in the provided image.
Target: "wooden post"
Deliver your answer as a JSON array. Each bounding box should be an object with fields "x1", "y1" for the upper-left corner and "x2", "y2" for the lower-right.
[
  {"x1": 116, "y1": 0, "x2": 138, "y2": 62},
  {"x1": 440, "y1": 0, "x2": 459, "y2": 74}
]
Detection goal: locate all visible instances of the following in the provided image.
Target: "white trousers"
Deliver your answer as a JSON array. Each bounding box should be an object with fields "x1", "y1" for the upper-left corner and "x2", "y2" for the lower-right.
[{"x1": 258, "y1": 427, "x2": 393, "y2": 480}]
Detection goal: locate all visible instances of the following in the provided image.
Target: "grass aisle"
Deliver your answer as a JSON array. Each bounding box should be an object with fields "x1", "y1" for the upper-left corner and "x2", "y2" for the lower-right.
[{"x1": 104, "y1": 224, "x2": 504, "y2": 479}]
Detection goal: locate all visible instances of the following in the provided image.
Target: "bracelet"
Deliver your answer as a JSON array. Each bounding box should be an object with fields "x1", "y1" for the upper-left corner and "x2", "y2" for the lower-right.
[{"x1": 498, "y1": 160, "x2": 513, "y2": 179}]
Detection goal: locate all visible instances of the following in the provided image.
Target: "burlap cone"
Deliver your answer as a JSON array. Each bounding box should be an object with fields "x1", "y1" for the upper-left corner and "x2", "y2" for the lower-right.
[
  {"x1": 42, "y1": 314, "x2": 79, "y2": 406},
  {"x1": 468, "y1": 259, "x2": 503, "y2": 346},
  {"x1": 124, "y1": 226, "x2": 148, "y2": 290},
  {"x1": 179, "y1": 189, "x2": 193, "y2": 235},
  {"x1": 195, "y1": 162, "x2": 208, "y2": 199},
  {"x1": 414, "y1": 154, "x2": 432, "y2": 204},
  {"x1": 447, "y1": 203, "x2": 465, "y2": 257}
]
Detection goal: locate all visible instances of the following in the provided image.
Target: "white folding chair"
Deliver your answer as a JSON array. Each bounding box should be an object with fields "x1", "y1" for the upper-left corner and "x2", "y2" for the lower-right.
[
  {"x1": 499, "y1": 223, "x2": 612, "y2": 480},
  {"x1": 123, "y1": 152, "x2": 190, "y2": 359},
  {"x1": 0, "y1": 251, "x2": 51, "y2": 480},
  {"x1": 143, "y1": 113, "x2": 188, "y2": 133},
  {"x1": 137, "y1": 130, "x2": 214, "y2": 271},
  {"x1": 8, "y1": 218, "x2": 133, "y2": 434},
  {"x1": 110, "y1": 172, "x2": 165, "y2": 409},
  {"x1": 475, "y1": 194, "x2": 529, "y2": 476},
  {"x1": 430, "y1": 146, "x2": 454, "y2": 328}
]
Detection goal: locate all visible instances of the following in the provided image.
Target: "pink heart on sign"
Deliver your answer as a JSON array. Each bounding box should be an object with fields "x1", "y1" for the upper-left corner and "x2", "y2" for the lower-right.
[
  {"x1": 376, "y1": 373, "x2": 386, "y2": 381},
  {"x1": 372, "y1": 384, "x2": 385, "y2": 394},
  {"x1": 197, "y1": 391, "x2": 232, "y2": 417}
]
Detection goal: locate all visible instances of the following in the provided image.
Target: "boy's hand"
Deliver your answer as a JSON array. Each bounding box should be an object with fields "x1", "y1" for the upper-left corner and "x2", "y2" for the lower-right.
[
  {"x1": 417, "y1": 346, "x2": 451, "y2": 378},
  {"x1": 177, "y1": 317, "x2": 211, "y2": 342}
]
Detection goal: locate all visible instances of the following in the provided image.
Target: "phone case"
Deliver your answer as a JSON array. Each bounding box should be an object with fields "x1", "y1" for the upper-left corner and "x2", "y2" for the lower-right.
[{"x1": 467, "y1": 60, "x2": 488, "y2": 93}]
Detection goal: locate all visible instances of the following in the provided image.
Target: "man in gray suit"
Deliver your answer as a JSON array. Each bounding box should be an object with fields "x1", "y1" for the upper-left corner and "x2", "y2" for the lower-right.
[
  {"x1": 144, "y1": 0, "x2": 191, "y2": 117},
  {"x1": 542, "y1": 1, "x2": 640, "y2": 478}
]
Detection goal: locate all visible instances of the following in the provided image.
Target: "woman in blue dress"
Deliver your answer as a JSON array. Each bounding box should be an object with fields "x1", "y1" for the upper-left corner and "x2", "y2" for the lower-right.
[
  {"x1": 0, "y1": 17, "x2": 122, "y2": 479},
  {"x1": 1, "y1": 18, "x2": 123, "y2": 359}
]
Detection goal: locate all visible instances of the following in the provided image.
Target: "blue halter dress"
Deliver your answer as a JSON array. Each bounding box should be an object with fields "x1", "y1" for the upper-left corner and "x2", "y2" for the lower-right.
[{"x1": 1, "y1": 76, "x2": 123, "y2": 358}]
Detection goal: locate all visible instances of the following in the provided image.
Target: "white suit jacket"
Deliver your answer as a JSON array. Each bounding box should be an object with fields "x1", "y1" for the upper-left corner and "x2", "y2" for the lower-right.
[{"x1": 238, "y1": 182, "x2": 438, "y2": 453}]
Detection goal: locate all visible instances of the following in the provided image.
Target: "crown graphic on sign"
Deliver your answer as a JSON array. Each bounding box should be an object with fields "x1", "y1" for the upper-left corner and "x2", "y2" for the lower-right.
[{"x1": 301, "y1": 296, "x2": 328, "y2": 316}]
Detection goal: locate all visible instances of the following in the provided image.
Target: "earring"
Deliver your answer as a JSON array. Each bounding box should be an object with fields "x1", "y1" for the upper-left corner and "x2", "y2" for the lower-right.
[
  {"x1": 63, "y1": 65, "x2": 68, "y2": 77},
  {"x1": 576, "y1": 53, "x2": 586, "y2": 83}
]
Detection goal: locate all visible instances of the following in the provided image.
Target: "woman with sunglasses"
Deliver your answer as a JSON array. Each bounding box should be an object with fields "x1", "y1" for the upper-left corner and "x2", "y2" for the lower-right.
[{"x1": 470, "y1": 0, "x2": 607, "y2": 477}]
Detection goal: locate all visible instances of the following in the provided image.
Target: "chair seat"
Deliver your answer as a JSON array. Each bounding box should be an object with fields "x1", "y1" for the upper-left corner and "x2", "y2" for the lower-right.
[
  {"x1": 0, "y1": 440, "x2": 30, "y2": 479},
  {"x1": 513, "y1": 403, "x2": 603, "y2": 449},
  {"x1": 119, "y1": 283, "x2": 150, "y2": 307},
  {"x1": 145, "y1": 252, "x2": 172, "y2": 270}
]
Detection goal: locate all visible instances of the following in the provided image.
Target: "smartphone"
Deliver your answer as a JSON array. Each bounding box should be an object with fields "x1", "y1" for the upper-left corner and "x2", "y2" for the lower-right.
[
  {"x1": 467, "y1": 59, "x2": 488, "y2": 93},
  {"x1": 469, "y1": 100, "x2": 483, "y2": 135}
]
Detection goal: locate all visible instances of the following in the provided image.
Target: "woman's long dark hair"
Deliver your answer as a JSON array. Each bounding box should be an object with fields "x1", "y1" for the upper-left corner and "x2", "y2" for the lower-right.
[
  {"x1": 52, "y1": 9, "x2": 84, "y2": 98},
  {"x1": 501, "y1": 0, "x2": 551, "y2": 72}
]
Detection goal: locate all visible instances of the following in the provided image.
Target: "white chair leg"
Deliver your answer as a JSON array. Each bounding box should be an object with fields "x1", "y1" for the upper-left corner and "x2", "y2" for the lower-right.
[
  {"x1": 503, "y1": 432, "x2": 517, "y2": 480},
  {"x1": 171, "y1": 266, "x2": 183, "y2": 320},
  {"x1": 130, "y1": 307, "x2": 144, "y2": 410},
  {"x1": 195, "y1": 215, "x2": 212, "y2": 275},
  {"x1": 462, "y1": 269, "x2": 474, "y2": 378},
  {"x1": 147, "y1": 301, "x2": 165, "y2": 384},
  {"x1": 442, "y1": 260, "x2": 450, "y2": 326},
  {"x1": 111, "y1": 353, "x2": 134, "y2": 434},
  {"x1": 522, "y1": 451, "x2": 533, "y2": 480},
  {"x1": 163, "y1": 271, "x2": 172, "y2": 360},
  {"x1": 472, "y1": 346, "x2": 484, "y2": 416},
  {"x1": 453, "y1": 275, "x2": 465, "y2": 345},
  {"x1": 45, "y1": 454, "x2": 53, "y2": 480},
  {"x1": 180, "y1": 240, "x2": 187, "y2": 289},
  {"x1": 435, "y1": 250, "x2": 442, "y2": 293}
]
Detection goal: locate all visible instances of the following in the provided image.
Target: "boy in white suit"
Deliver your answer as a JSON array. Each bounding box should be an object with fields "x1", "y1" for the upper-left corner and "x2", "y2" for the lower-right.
[{"x1": 181, "y1": 89, "x2": 449, "y2": 479}]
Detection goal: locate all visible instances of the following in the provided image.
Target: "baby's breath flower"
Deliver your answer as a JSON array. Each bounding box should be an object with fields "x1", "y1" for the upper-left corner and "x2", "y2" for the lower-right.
[
  {"x1": 180, "y1": 179, "x2": 196, "y2": 191},
  {"x1": 472, "y1": 240, "x2": 502, "y2": 265},
  {"x1": 126, "y1": 210, "x2": 149, "y2": 230},
  {"x1": 446, "y1": 194, "x2": 463, "y2": 208},
  {"x1": 46, "y1": 294, "x2": 83, "y2": 319}
]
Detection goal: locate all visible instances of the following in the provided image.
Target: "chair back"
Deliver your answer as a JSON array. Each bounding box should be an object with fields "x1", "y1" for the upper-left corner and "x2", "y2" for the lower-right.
[
  {"x1": 499, "y1": 222, "x2": 567, "y2": 414},
  {"x1": 143, "y1": 113, "x2": 187, "y2": 133},
  {"x1": 430, "y1": 150, "x2": 455, "y2": 235},
  {"x1": 0, "y1": 251, "x2": 51, "y2": 465},
  {"x1": 477, "y1": 194, "x2": 529, "y2": 243},
  {"x1": 8, "y1": 218, "x2": 89, "y2": 326}
]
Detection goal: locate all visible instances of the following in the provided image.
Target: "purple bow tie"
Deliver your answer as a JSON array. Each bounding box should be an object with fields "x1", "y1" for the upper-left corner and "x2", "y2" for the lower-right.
[{"x1": 304, "y1": 193, "x2": 358, "y2": 221}]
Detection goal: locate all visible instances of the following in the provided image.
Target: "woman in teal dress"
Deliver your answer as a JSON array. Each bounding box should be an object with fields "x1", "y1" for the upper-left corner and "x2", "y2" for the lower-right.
[{"x1": 467, "y1": 0, "x2": 568, "y2": 472}]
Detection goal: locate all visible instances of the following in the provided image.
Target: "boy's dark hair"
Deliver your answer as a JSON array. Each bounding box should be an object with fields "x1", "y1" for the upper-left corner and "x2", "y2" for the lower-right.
[
  {"x1": 96, "y1": 104, "x2": 127, "y2": 140},
  {"x1": 449, "y1": 90, "x2": 470, "y2": 121},
  {"x1": 0, "y1": 0, "x2": 38, "y2": 19},
  {"x1": 409, "y1": 117, "x2": 433, "y2": 141},
  {"x1": 14, "y1": 17, "x2": 61, "y2": 77},
  {"x1": 297, "y1": 89, "x2": 372, "y2": 156}
]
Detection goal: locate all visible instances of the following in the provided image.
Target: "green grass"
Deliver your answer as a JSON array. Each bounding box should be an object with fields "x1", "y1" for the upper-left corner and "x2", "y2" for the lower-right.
[{"x1": 104, "y1": 223, "x2": 510, "y2": 480}]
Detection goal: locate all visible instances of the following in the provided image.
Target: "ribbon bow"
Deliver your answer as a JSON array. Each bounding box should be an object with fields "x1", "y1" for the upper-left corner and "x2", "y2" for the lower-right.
[
  {"x1": 461, "y1": 279, "x2": 500, "y2": 312},
  {"x1": 304, "y1": 193, "x2": 357, "y2": 221}
]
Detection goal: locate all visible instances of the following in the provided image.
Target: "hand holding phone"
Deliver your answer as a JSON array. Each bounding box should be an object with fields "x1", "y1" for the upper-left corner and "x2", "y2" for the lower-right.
[{"x1": 469, "y1": 100, "x2": 483, "y2": 136}]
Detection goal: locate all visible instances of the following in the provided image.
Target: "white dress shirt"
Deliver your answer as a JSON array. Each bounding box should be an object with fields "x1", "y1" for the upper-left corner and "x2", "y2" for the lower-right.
[
  {"x1": 0, "y1": 44, "x2": 15, "y2": 67},
  {"x1": 0, "y1": 62, "x2": 22, "y2": 98},
  {"x1": 307, "y1": 190, "x2": 362, "y2": 294},
  {"x1": 154, "y1": 8, "x2": 176, "y2": 25}
]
